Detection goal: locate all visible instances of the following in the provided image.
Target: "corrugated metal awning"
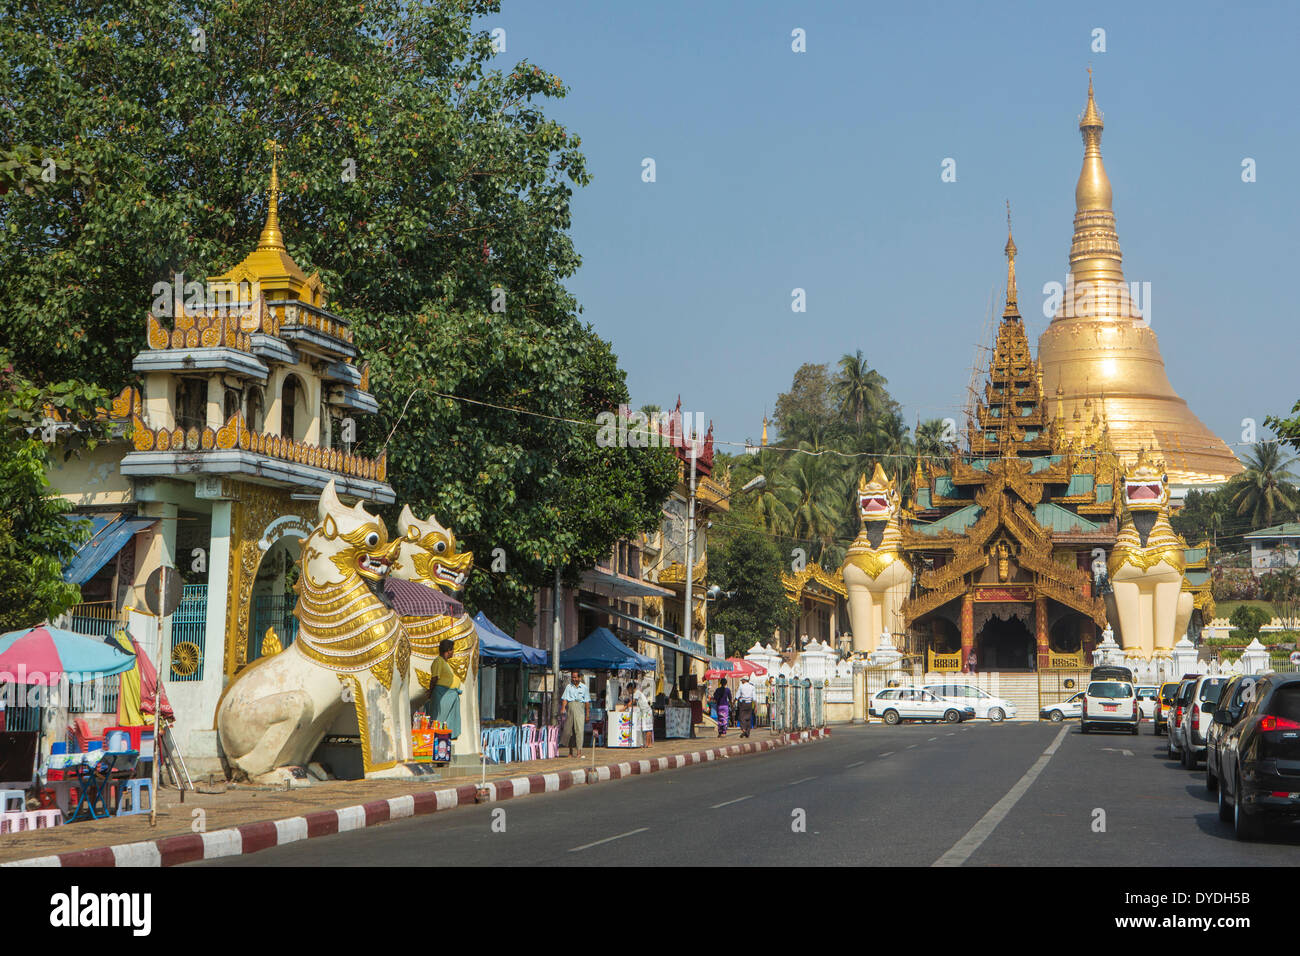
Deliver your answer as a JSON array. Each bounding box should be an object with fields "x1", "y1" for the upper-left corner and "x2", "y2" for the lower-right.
[{"x1": 62, "y1": 515, "x2": 157, "y2": 585}]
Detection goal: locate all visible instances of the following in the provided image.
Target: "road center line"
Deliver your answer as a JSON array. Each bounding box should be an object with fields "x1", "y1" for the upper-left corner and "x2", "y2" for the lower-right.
[
  {"x1": 932, "y1": 725, "x2": 1069, "y2": 867},
  {"x1": 946, "y1": 733, "x2": 956, "y2": 736},
  {"x1": 879, "y1": 751, "x2": 894, "y2": 757},
  {"x1": 710, "y1": 795, "x2": 753, "y2": 809},
  {"x1": 907, "y1": 744, "x2": 917, "y2": 749},
  {"x1": 845, "y1": 760, "x2": 865, "y2": 768},
  {"x1": 785, "y1": 776, "x2": 817, "y2": 786},
  {"x1": 928, "y1": 736, "x2": 938, "y2": 741},
  {"x1": 568, "y1": 827, "x2": 650, "y2": 852}
]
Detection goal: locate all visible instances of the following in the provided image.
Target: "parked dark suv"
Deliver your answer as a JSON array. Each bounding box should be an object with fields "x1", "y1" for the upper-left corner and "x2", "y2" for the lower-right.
[
  {"x1": 1214, "y1": 673, "x2": 1300, "y2": 840},
  {"x1": 1205, "y1": 674, "x2": 1264, "y2": 793}
]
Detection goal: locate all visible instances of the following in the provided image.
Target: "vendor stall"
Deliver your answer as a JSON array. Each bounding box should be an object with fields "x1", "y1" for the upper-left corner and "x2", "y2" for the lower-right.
[
  {"x1": 472, "y1": 612, "x2": 549, "y2": 726},
  {"x1": 0, "y1": 626, "x2": 139, "y2": 818},
  {"x1": 559, "y1": 628, "x2": 656, "y2": 748}
]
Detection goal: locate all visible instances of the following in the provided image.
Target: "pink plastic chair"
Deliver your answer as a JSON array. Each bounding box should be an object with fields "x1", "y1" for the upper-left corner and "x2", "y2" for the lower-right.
[{"x1": 546, "y1": 724, "x2": 559, "y2": 758}]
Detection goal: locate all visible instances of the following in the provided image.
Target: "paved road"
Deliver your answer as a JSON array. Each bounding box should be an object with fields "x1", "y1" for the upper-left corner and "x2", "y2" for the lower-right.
[{"x1": 198, "y1": 722, "x2": 1300, "y2": 866}]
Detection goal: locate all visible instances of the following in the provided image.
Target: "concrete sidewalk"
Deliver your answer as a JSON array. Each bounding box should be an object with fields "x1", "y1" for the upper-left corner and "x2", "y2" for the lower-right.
[{"x1": 0, "y1": 727, "x2": 830, "y2": 866}]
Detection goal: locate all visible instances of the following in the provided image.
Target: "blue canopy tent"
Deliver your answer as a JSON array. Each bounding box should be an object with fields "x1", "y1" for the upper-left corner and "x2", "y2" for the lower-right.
[
  {"x1": 472, "y1": 612, "x2": 549, "y2": 667},
  {"x1": 472, "y1": 613, "x2": 550, "y2": 728},
  {"x1": 559, "y1": 627, "x2": 656, "y2": 672}
]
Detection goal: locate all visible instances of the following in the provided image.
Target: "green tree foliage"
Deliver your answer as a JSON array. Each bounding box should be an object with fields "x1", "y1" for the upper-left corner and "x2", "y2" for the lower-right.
[
  {"x1": 707, "y1": 529, "x2": 796, "y2": 658},
  {"x1": 0, "y1": 356, "x2": 108, "y2": 630},
  {"x1": 0, "y1": 0, "x2": 676, "y2": 627},
  {"x1": 1229, "y1": 603, "x2": 1272, "y2": 642},
  {"x1": 725, "y1": 351, "x2": 917, "y2": 568},
  {"x1": 1229, "y1": 442, "x2": 1298, "y2": 531}
]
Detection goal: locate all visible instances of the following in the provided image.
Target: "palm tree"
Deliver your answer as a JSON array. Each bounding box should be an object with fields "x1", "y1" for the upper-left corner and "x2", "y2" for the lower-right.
[
  {"x1": 1231, "y1": 442, "x2": 1299, "y2": 529},
  {"x1": 914, "y1": 417, "x2": 954, "y2": 473},
  {"x1": 779, "y1": 442, "x2": 848, "y2": 563},
  {"x1": 833, "y1": 351, "x2": 888, "y2": 430}
]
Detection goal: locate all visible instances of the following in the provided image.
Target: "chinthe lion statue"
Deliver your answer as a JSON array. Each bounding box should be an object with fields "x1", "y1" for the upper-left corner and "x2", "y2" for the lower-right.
[
  {"x1": 216, "y1": 481, "x2": 416, "y2": 782},
  {"x1": 390, "y1": 505, "x2": 481, "y2": 757},
  {"x1": 1105, "y1": 449, "x2": 1193, "y2": 658},
  {"x1": 841, "y1": 463, "x2": 912, "y2": 654}
]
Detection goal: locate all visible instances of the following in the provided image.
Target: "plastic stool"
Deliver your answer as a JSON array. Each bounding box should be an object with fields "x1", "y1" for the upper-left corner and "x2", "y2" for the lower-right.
[
  {"x1": 31, "y1": 809, "x2": 62, "y2": 828},
  {"x1": 116, "y1": 778, "x2": 152, "y2": 816},
  {"x1": 0, "y1": 789, "x2": 24, "y2": 813},
  {"x1": 0, "y1": 811, "x2": 26, "y2": 834}
]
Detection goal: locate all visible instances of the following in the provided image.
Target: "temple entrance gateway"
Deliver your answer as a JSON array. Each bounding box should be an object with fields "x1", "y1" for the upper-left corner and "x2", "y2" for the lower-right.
[{"x1": 975, "y1": 611, "x2": 1034, "y2": 671}]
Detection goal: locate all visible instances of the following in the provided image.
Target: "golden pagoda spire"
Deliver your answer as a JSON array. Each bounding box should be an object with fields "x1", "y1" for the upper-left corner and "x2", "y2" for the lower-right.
[
  {"x1": 1002, "y1": 200, "x2": 1019, "y2": 319},
  {"x1": 761, "y1": 415, "x2": 769, "y2": 447},
  {"x1": 257, "y1": 140, "x2": 286, "y2": 252}
]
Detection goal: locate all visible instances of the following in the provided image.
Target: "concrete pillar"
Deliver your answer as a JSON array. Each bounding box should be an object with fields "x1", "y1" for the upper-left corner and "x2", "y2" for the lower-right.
[
  {"x1": 205, "y1": 375, "x2": 224, "y2": 430},
  {"x1": 1035, "y1": 595, "x2": 1050, "y2": 670},
  {"x1": 171, "y1": 501, "x2": 231, "y2": 773},
  {"x1": 144, "y1": 372, "x2": 174, "y2": 430},
  {"x1": 304, "y1": 375, "x2": 322, "y2": 445},
  {"x1": 264, "y1": 369, "x2": 283, "y2": 436},
  {"x1": 960, "y1": 591, "x2": 974, "y2": 669}
]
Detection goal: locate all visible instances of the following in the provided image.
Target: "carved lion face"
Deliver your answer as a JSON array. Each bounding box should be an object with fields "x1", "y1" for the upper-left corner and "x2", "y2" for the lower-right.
[
  {"x1": 858, "y1": 462, "x2": 900, "y2": 523},
  {"x1": 393, "y1": 504, "x2": 474, "y2": 593},
  {"x1": 1122, "y1": 448, "x2": 1170, "y2": 513},
  {"x1": 305, "y1": 479, "x2": 401, "y2": 584}
]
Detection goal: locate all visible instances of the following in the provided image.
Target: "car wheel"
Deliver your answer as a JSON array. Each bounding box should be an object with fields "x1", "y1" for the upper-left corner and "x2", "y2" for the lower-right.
[
  {"x1": 943, "y1": 709, "x2": 960, "y2": 723},
  {"x1": 1080, "y1": 723, "x2": 1089, "y2": 734},
  {"x1": 989, "y1": 707, "x2": 1005, "y2": 723},
  {"x1": 882, "y1": 709, "x2": 900, "y2": 726},
  {"x1": 1206, "y1": 763, "x2": 1218, "y2": 793},
  {"x1": 1218, "y1": 776, "x2": 1232, "y2": 822},
  {"x1": 1049, "y1": 710, "x2": 1064, "y2": 723},
  {"x1": 1181, "y1": 743, "x2": 1194, "y2": 770},
  {"x1": 1130, "y1": 722, "x2": 1139, "y2": 736},
  {"x1": 1233, "y1": 773, "x2": 1263, "y2": 841}
]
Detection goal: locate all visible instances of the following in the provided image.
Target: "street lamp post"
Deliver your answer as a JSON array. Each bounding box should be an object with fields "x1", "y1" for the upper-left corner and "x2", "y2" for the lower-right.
[{"x1": 682, "y1": 470, "x2": 765, "y2": 652}]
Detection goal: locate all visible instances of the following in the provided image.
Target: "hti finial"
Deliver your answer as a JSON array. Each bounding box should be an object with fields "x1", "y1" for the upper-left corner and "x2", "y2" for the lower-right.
[{"x1": 257, "y1": 139, "x2": 286, "y2": 251}]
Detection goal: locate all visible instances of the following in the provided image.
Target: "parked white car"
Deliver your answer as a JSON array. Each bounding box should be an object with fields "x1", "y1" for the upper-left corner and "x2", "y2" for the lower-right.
[
  {"x1": 869, "y1": 688, "x2": 975, "y2": 725},
  {"x1": 1081, "y1": 680, "x2": 1139, "y2": 734},
  {"x1": 1136, "y1": 685, "x2": 1159, "y2": 720},
  {"x1": 1040, "y1": 691, "x2": 1084, "y2": 722},
  {"x1": 1175, "y1": 675, "x2": 1229, "y2": 769},
  {"x1": 923, "y1": 683, "x2": 1017, "y2": 722}
]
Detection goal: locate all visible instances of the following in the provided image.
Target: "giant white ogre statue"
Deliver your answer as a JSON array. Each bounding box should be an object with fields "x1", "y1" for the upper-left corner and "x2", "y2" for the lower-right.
[
  {"x1": 216, "y1": 481, "x2": 415, "y2": 781},
  {"x1": 841, "y1": 463, "x2": 912, "y2": 654},
  {"x1": 391, "y1": 505, "x2": 481, "y2": 757},
  {"x1": 1105, "y1": 450, "x2": 1193, "y2": 658}
]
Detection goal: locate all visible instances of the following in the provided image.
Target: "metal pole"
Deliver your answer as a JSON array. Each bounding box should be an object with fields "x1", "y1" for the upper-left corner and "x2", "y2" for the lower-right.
[
  {"x1": 683, "y1": 443, "x2": 698, "y2": 645},
  {"x1": 150, "y1": 570, "x2": 166, "y2": 827},
  {"x1": 551, "y1": 564, "x2": 562, "y2": 724}
]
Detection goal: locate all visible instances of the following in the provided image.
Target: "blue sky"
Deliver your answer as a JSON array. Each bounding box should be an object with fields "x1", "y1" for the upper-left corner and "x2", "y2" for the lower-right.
[{"x1": 486, "y1": 0, "x2": 1298, "y2": 453}]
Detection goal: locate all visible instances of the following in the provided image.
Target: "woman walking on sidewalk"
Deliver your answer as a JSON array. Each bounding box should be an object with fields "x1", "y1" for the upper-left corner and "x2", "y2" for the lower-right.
[{"x1": 713, "y1": 678, "x2": 732, "y2": 737}]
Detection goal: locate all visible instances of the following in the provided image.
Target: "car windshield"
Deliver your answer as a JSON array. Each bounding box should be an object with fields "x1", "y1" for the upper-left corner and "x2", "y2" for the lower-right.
[
  {"x1": 1198, "y1": 678, "x2": 1227, "y2": 702},
  {"x1": 1137, "y1": 687, "x2": 1156, "y2": 698},
  {"x1": 1088, "y1": 682, "x2": 1132, "y2": 698},
  {"x1": 1160, "y1": 685, "x2": 1178, "y2": 703}
]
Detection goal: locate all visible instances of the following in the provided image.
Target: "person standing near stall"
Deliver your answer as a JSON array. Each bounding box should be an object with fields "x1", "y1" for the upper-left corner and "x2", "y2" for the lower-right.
[
  {"x1": 735, "y1": 674, "x2": 756, "y2": 738},
  {"x1": 560, "y1": 671, "x2": 589, "y2": 758},
  {"x1": 426, "y1": 639, "x2": 463, "y2": 738},
  {"x1": 626, "y1": 681, "x2": 653, "y2": 748}
]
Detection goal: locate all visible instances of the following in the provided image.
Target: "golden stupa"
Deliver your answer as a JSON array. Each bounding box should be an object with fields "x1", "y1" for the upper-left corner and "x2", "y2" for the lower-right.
[{"x1": 1037, "y1": 75, "x2": 1241, "y2": 485}]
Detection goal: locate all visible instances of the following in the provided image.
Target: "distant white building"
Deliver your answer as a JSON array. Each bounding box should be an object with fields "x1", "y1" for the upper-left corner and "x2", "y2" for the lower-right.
[{"x1": 1244, "y1": 523, "x2": 1300, "y2": 576}]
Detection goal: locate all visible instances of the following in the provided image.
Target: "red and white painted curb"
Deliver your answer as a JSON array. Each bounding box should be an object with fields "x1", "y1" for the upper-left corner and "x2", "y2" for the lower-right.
[{"x1": 2, "y1": 728, "x2": 829, "y2": 867}]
